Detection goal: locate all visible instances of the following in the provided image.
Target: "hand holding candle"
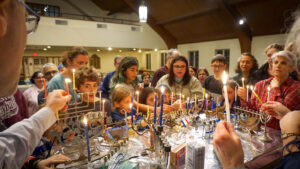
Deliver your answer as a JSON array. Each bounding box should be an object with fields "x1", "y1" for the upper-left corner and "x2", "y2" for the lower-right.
[{"x1": 64, "y1": 78, "x2": 71, "y2": 95}]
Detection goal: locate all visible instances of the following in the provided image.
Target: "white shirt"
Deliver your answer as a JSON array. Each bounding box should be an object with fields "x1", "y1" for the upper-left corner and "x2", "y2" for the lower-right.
[{"x1": 23, "y1": 85, "x2": 43, "y2": 116}]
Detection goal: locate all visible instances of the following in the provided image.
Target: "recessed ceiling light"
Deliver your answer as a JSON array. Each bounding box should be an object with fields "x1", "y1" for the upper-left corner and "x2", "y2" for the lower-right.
[
  {"x1": 138, "y1": 49, "x2": 142, "y2": 53},
  {"x1": 47, "y1": 46, "x2": 51, "y2": 49},
  {"x1": 108, "y1": 47, "x2": 112, "y2": 51},
  {"x1": 154, "y1": 48, "x2": 158, "y2": 52},
  {"x1": 133, "y1": 48, "x2": 136, "y2": 51},
  {"x1": 97, "y1": 49, "x2": 100, "y2": 52},
  {"x1": 119, "y1": 50, "x2": 122, "y2": 53},
  {"x1": 43, "y1": 48, "x2": 47, "y2": 51}
]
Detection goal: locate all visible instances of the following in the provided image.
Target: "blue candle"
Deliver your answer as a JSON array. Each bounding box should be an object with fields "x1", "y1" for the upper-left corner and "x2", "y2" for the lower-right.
[
  {"x1": 211, "y1": 98, "x2": 214, "y2": 109},
  {"x1": 130, "y1": 96, "x2": 133, "y2": 124},
  {"x1": 188, "y1": 97, "x2": 191, "y2": 109},
  {"x1": 160, "y1": 87, "x2": 164, "y2": 126},
  {"x1": 83, "y1": 118, "x2": 91, "y2": 161},
  {"x1": 205, "y1": 94, "x2": 208, "y2": 110},
  {"x1": 154, "y1": 94, "x2": 157, "y2": 124}
]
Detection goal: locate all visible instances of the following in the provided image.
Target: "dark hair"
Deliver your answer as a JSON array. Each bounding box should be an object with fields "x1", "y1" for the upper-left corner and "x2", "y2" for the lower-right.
[
  {"x1": 142, "y1": 72, "x2": 150, "y2": 80},
  {"x1": 114, "y1": 56, "x2": 122, "y2": 64},
  {"x1": 62, "y1": 47, "x2": 88, "y2": 67},
  {"x1": 189, "y1": 66, "x2": 197, "y2": 74},
  {"x1": 197, "y1": 67, "x2": 209, "y2": 76},
  {"x1": 234, "y1": 52, "x2": 259, "y2": 74},
  {"x1": 30, "y1": 71, "x2": 43, "y2": 84},
  {"x1": 227, "y1": 80, "x2": 239, "y2": 90},
  {"x1": 168, "y1": 56, "x2": 191, "y2": 86},
  {"x1": 211, "y1": 54, "x2": 226, "y2": 64},
  {"x1": 75, "y1": 66, "x2": 99, "y2": 89},
  {"x1": 139, "y1": 87, "x2": 156, "y2": 104},
  {"x1": 264, "y1": 43, "x2": 284, "y2": 54},
  {"x1": 110, "y1": 56, "x2": 139, "y2": 92}
]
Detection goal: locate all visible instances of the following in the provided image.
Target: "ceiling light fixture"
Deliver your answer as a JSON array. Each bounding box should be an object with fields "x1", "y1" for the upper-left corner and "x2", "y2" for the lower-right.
[
  {"x1": 97, "y1": 49, "x2": 100, "y2": 52},
  {"x1": 138, "y1": 49, "x2": 142, "y2": 53},
  {"x1": 133, "y1": 48, "x2": 136, "y2": 51},
  {"x1": 119, "y1": 50, "x2": 122, "y2": 53},
  {"x1": 43, "y1": 48, "x2": 47, "y2": 51},
  {"x1": 47, "y1": 46, "x2": 51, "y2": 49},
  {"x1": 139, "y1": 0, "x2": 147, "y2": 23},
  {"x1": 108, "y1": 47, "x2": 112, "y2": 51},
  {"x1": 239, "y1": 19, "x2": 245, "y2": 25},
  {"x1": 154, "y1": 48, "x2": 158, "y2": 52}
]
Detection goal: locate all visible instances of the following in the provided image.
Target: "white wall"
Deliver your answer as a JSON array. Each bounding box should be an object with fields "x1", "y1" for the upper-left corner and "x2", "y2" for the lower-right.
[
  {"x1": 27, "y1": 17, "x2": 168, "y2": 50},
  {"x1": 178, "y1": 39, "x2": 241, "y2": 75},
  {"x1": 178, "y1": 34, "x2": 286, "y2": 76}
]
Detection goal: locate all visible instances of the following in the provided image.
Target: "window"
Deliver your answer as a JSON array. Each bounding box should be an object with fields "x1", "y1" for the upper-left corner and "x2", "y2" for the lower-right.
[
  {"x1": 188, "y1": 50, "x2": 199, "y2": 69},
  {"x1": 90, "y1": 54, "x2": 100, "y2": 69},
  {"x1": 33, "y1": 58, "x2": 39, "y2": 65},
  {"x1": 27, "y1": 3, "x2": 60, "y2": 17},
  {"x1": 41, "y1": 58, "x2": 46, "y2": 65},
  {"x1": 215, "y1": 49, "x2": 230, "y2": 71},
  {"x1": 160, "y1": 52, "x2": 167, "y2": 67},
  {"x1": 146, "y1": 53, "x2": 151, "y2": 70}
]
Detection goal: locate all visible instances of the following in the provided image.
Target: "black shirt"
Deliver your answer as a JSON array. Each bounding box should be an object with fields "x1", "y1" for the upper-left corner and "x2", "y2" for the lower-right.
[{"x1": 203, "y1": 75, "x2": 223, "y2": 95}]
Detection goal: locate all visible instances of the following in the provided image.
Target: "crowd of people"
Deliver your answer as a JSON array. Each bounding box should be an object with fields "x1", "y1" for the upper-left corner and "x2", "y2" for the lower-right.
[{"x1": 0, "y1": 0, "x2": 299, "y2": 168}]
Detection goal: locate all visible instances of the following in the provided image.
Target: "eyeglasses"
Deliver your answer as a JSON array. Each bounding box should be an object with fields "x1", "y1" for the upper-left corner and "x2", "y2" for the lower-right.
[
  {"x1": 173, "y1": 65, "x2": 186, "y2": 69},
  {"x1": 18, "y1": 0, "x2": 40, "y2": 35},
  {"x1": 44, "y1": 70, "x2": 58, "y2": 76},
  {"x1": 211, "y1": 64, "x2": 225, "y2": 69}
]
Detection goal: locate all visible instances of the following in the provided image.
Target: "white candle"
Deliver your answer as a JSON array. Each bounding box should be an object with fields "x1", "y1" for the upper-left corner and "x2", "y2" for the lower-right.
[
  {"x1": 246, "y1": 85, "x2": 249, "y2": 107},
  {"x1": 179, "y1": 93, "x2": 182, "y2": 109},
  {"x1": 241, "y1": 77, "x2": 245, "y2": 88},
  {"x1": 222, "y1": 71, "x2": 231, "y2": 123},
  {"x1": 136, "y1": 91, "x2": 139, "y2": 114},
  {"x1": 102, "y1": 100, "x2": 105, "y2": 114},
  {"x1": 267, "y1": 87, "x2": 270, "y2": 102}
]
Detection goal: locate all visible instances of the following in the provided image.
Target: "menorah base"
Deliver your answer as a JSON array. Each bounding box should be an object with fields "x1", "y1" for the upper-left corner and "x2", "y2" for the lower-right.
[{"x1": 258, "y1": 134, "x2": 273, "y2": 142}]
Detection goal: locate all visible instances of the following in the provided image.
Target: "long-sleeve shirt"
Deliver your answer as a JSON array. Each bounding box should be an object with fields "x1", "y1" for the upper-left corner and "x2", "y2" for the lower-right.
[
  {"x1": 100, "y1": 71, "x2": 115, "y2": 99},
  {"x1": 23, "y1": 85, "x2": 43, "y2": 116},
  {"x1": 248, "y1": 77, "x2": 300, "y2": 130},
  {"x1": 151, "y1": 65, "x2": 168, "y2": 87},
  {"x1": 0, "y1": 107, "x2": 56, "y2": 169}
]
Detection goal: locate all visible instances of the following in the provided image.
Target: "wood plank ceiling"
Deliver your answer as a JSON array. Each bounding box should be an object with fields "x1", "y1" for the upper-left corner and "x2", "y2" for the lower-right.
[{"x1": 92, "y1": 0, "x2": 300, "y2": 52}]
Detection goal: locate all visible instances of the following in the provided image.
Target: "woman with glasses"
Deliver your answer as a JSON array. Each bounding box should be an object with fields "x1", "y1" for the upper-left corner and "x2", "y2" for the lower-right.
[
  {"x1": 23, "y1": 71, "x2": 45, "y2": 116},
  {"x1": 156, "y1": 56, "x2": 203, "y2": 99}
]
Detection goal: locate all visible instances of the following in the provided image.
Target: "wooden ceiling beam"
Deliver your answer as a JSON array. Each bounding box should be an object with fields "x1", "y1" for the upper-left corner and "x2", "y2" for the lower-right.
[
  {"x1": 123, "y1": 0, "x2": 177, "y2": 49},
  {"x1": 218, "y1": 0, "x2": 252, "y2": 53}
]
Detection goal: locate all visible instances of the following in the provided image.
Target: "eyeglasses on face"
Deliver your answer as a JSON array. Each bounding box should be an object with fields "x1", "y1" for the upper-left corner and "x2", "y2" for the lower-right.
[
  {"x1": 173, "y1": 65, "x2": 186, "y2": 69},
  {"x1": 211, "y1": 64, "x2": 225, "y2": 69},
  {"x1": 45, "y1": 70, "x2": 58, "y2": 76},
  {"x1": 17, "y1": 0, "x2": 40, "y2": 35}
]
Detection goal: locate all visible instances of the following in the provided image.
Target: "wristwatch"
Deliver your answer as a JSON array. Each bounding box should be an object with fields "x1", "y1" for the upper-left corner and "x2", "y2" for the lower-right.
[{"x1": 281, "y1": 133, "x2": 299, "y2": 140}]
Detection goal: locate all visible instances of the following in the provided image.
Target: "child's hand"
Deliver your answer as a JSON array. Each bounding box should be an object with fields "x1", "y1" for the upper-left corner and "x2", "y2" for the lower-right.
[{"x1": 237, "y1": 87, "x2": 247, "y2": 101}]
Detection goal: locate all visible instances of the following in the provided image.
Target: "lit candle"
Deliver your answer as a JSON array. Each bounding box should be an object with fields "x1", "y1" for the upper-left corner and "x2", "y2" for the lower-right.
[
  {"x1": 83, "y1": 117, "x2": 91, "y2": 161},
  {"x1": 205, "y1": 93, "x2": 208, "y2": 110},
  {"x1": 160, "y1": 87, "x2": 164, "y2": 126},
  {"x1": 241, "y1": 77, "x2": 245, "y2": 88},
  {"x1": 64, "y1": 78, "x2": 71, "y2": 95},
  {"x1": 179, "y1": 94, "x2": 182, "y2": 109},
  {"x1": 102, "y1": 100, "x2": 105, "y2": 114},
  {"x1": 136, "y1": 91, "x2": 139, "y2": 115},
  {"x1": 154, "y1": 94, "x2": 157, "y2": 124},
  {"x1": 250, "y1": 86, "x2": 263, "y2": 104},
  {"x1": 216, "y1": 96, "x2": 219, "y2": 113},
  {"x1": 72, "y1": 69, "x2": 76, "y2": 89},
  {"x1": 222, "y1": 71, "x2": 231, "y2": 123},
  {"x1": 211, "y1": 97, "x2": 214, "y2": 110},
  {"x1": 202, "y1": 88, "x2": 205, "y2": 100},
  {"x1": 246, "y1": 85, "x2": 249, "y2": 107},
  {"x1": 43, "y1": 79, "x2": 47, "y2": 99},
  {"x1": 188, "y1": 97, "x2": 191, "y2": 109},
  {"x1": 194, "y1": 95, "x2": 197, "y2": 112},
  {"x1": 267, "y1": 86, "x2": 270, "y2": 102},
  {"x1": 186, "y1": 97, "x2": 190, "y2": 113}
]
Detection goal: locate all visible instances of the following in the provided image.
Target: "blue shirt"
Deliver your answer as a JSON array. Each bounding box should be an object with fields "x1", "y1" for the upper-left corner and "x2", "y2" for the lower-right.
[{"x1": 100, "y1": 71, "x2": 115, "y2": 99}]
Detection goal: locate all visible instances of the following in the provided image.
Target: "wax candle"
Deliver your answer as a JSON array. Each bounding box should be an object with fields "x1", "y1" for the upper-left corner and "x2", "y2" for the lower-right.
[
  {"x1": 147, "y1": 106, "x2": 150, "y2": 120},
  {"x1": 136, "y1": 91, "x2": 139, "y2": 115},
  {"x1": 160, "y1": 87, "x2": 164, "y2": 126},
  {"x1": 83, "y1": 117, "x2": 91, "y2": 161},
  {"x1": 64, "y1": 78, "x2": 71, "y2": 95},
  {"x1": 179, "y1": 93, "x2": 182, "y2": 109},
  {"x1": 241, "y1": 77, "x2": 245, "y2": 88},
  {"x1": 202, "y1": 88, "x2": 205, "y2": 100},
  {"x1": 194, "y1": 95, "x2": 197, "y2": 112},
  {"x1": 246, "y1": 85, "x2": 249, "y2": 107},
  {"x1": 250, "y1": 86, "x2": 263, "y2": 104},
  {"x1": 130, "y1": 99, "x2": 133, "y2": 124},
  {"x1": 188, "y1": 97, "x2": 191, "y2": 109},
  {"x1": 205, "y1": 93, "x2": 208, "y2": 110},
  {"x1": 216, "y1": 96, "x2": 219, "y2": 113},
  {"x1": 72, "y1": 69, "x2": 76, "y2": 89},
  {"x1": 211, "y1": 97, "x2": 214, "y2": 110},
  {"x1": 124, "y1": 108, "x2": 128, "y2": 137},
  {"x1": 43, "y1": 79, "x2": 47, "y2": 99},
  {"x1": 267, "y1": 86, "x2": 270, "y2": 102},
  {"x1": 154, "y1": 94, "x2": 157, "y2": 124},
  {"x1": 102, "y1": 100, "x2": 105, "y2": 114},
  {"x1": 222, "y1": 71, "x2": 231, "y2": 123}
]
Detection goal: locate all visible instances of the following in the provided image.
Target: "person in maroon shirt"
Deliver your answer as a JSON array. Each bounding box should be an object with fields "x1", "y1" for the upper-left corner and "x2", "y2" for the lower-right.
[
  {"x1": 249, "y1": 51, "x2": 300, "y2": 130},
  {"x1": 152, "y1": 49, "x2": 180, "y2": 87},
  {"x1": 0, "y1": 89, "x2": 29, "y2": 130}
]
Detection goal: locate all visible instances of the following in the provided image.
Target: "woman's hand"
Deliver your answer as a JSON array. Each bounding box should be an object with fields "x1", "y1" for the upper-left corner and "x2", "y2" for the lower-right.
[
  {"x1": 37, "y1": 154, "x2": 71, "y2": 169},
  {"x1": 261, "y1": 101, "x2": 290, "y2": 119},
  {"x1": 237, "y1": 87, "x2": 247, "y2": 101},
  {"x1": 212, "y1": 121, "x2": 245, "y2": 169}
]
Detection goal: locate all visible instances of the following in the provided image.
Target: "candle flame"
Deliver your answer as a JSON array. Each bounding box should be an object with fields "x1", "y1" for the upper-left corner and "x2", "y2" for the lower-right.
[
  {"x1": 205, "y1": 93, "x2": 208, "y2": 98},
  {"x1": 65, "y1": 78, "x2": 71, "y2": 83},
  {"x1": 246, "y1": 85, "x2": 249, "y2": 89},
  {"x1": 222, "y1": 71, "x2": 228, "y2": 85},
  {"x1": 130, "y1": 103, "x2": 132, "y2": 109},
  {"x1": 83, "y1": 117, "x2": 87, "y2": 125},
  {"x1": 72, "y1": 69, "x2": 75, "y2": 73},
  {"x1": 102, "y1": 100, "x2": 105, "y2": 103},
  {"x1": 267, "y1": 86, "x2": 270, "y2": 91},
  {"x1": 250, "y1": 86, "x2": 254, "y2": 90},
  {"x1": 136, "y1": 91, "x2": 139, "y2": 95},
  {"x1": 160, "y1": 86, "x2": 165, "y2": 93},
  {"x1": 242, "y1": 77, "x2": 244, "y2": 81}
]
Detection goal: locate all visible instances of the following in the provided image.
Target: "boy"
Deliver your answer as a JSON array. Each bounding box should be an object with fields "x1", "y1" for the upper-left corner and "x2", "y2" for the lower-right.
[{"x1": 203, "y1": 54, "x2": 227, "y2": 95}]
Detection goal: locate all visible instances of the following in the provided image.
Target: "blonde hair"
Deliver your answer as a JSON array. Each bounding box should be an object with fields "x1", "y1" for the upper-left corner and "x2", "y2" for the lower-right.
[{"x1": 111, "y1": 84, "x2": 131, "y2": 104}]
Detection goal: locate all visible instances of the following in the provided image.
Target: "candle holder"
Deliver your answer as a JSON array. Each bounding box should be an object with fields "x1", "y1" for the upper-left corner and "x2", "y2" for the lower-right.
[
  {"x1": 258, "y1": 112, "x2": 272, "y2": 142},
  {"x1": 233, "y1": 106, "x2": 261, "y2": 132}
]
